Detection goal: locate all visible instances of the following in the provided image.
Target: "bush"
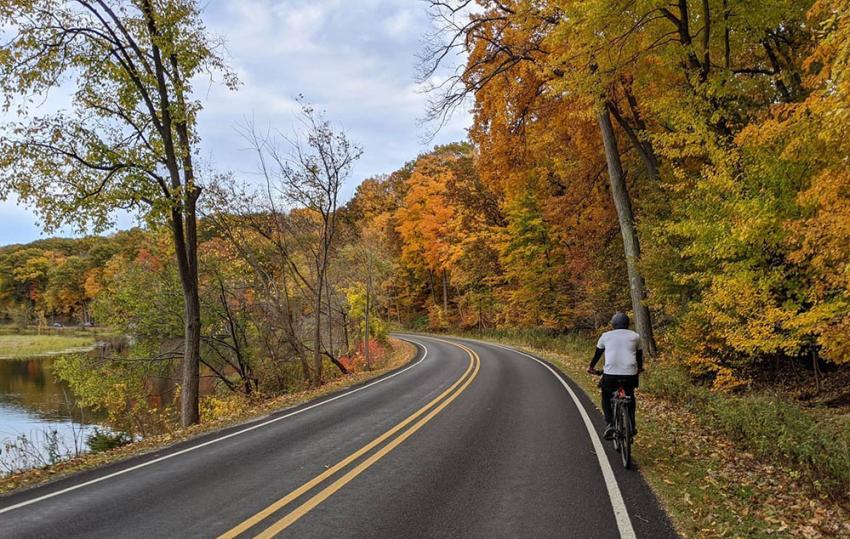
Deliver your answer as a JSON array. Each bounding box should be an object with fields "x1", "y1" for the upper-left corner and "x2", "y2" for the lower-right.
[
  {"x1": 643, "y1": 362, "x2": 712, "y2": 408},
  {"x1": 86, "y1": 428, "x2": 131, "y2": 453}
]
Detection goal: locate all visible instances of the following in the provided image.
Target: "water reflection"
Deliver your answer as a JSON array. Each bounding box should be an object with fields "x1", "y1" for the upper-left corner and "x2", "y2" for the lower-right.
[
  {"x1": 1, "y1": 343, "x2": 225, "y2": 474},
  {"x1": 0, "y1": 357, "x2": 86, "y2": 421},
  {"x1": 0, "y1": 357, "x2": 99, "y2": 473}
]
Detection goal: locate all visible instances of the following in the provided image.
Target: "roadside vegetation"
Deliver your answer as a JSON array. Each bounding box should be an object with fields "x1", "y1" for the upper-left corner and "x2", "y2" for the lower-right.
[{"x1": 0, "y1": 337, "x2": 415, "y2": 494}]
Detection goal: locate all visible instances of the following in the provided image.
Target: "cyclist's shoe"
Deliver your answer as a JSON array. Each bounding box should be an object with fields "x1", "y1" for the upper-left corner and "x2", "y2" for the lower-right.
[{"x1": 603, "y1": 424, "x2": 615, "y2": 440}]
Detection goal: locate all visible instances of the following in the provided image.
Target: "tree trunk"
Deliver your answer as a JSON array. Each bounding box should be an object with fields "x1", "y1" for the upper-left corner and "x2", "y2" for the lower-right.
[
  {"x1": 364, "y1": 288, "x2": 371, "y2": 370},
  {"x1": 608, "y1": 102, "x2": 660, "y2": 183},
  {"x1": 342, "y1": 311, "x2": 350, "y2": 355},
  {"x1": 723, "y1": 0, "x2": 731, "y2": 69},
  {"x1": 328, "y1": 353, "x2": 350, "y2": 375},
  {"x1": 296, "y1": 344, "x2": 310, "y2": 383},
  {"x1": 325, "y1": 277, "x2": 334, "y2": 359},
  {"x1": 812, "y1": 348, "x2": 822, "y2": 394},
  {"x1": 597, "y1": 108, "x2": 657, "y2": 357},
  {"x1": 176, "y1": 246, "x2": 201, "y2": 426},
  {"x1": 428, "y1": 269, "x2": 437, "y2": 305},
  {"x1": 313, "y1": 274, "x2": 324, "y2": 386},
  {"x1": 442, "y1": 269, "x2": 449, "y2": 316}
]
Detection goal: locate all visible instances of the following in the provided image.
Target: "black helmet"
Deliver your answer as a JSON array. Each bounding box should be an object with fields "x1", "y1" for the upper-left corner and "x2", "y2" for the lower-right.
[{"x1": 611, "y1": 311, "x2": 629, "y2": 329}]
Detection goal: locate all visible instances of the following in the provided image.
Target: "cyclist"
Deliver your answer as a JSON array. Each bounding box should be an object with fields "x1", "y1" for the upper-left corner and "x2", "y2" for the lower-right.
[{"x1": 586, "y1": 311, "x2": 643, "y2": 440}]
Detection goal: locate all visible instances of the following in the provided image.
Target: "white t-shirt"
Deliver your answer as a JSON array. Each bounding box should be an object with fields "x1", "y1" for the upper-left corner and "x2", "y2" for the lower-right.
[{"x1": 596, "y1": 329, "x2": 641, "y2": 375}]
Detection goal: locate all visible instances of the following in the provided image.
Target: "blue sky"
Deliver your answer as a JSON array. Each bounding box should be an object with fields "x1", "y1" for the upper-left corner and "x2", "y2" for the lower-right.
[{"x1": 0, "y1": 0, "x2": 470, "y2": 246}]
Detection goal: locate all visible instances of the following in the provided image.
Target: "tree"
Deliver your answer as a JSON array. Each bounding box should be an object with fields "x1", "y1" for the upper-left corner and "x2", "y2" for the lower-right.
[
  {"x1": 597, "y1": 107, "x2": 656, "y2": 355},
  {"x1": 274, "y1": 104, "x2": 361, "y2": 385},
  {"x1": 44, "y1": 255, "x2": 90, "y2": 321},
  {"x1": 217, "y1": 104, "x2": 361, "y2": 386},
  {"x1": 0, "y1": 0, "x2": 236, "y2": 426},
  {"x1": 339, "y1": 225, "x2": 393, "y2": 369}
]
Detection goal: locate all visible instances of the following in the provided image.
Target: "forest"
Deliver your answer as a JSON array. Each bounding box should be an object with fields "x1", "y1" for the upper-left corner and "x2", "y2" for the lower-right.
[
  {"x1": 0, "y1": 1, "x2": 849, "y2": 534},
  {"x1": 1, "y1": 0, "x2": 849, "y2": 428}
]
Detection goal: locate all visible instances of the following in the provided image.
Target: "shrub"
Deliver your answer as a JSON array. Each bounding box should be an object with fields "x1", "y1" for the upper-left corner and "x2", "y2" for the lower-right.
[
  {"x1": 643, "y1": 362, "x2": 712, "y2": 408},
  {"x1": 86, "y1": 428, "x2": 131, "y2": 453}
]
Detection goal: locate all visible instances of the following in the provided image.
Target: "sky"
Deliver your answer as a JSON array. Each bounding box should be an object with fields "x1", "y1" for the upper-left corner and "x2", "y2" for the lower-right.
[{"x1": 0, "y1": 0, "x2": 471, "y2": 246}]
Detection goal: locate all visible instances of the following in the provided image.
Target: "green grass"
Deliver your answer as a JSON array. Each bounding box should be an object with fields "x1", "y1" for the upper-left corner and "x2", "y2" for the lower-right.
[
  {"x1": 444, "y1": 327, "x2": 850, "y2": 537},
  {"x1": 0, "y1": 334, "x2": 97, "y2": 359}
]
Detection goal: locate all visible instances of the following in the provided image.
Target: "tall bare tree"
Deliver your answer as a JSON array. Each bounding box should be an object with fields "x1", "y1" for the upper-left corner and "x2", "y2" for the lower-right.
[
  {"x1": 281, "y1": 105, "x2": 361, "y2": 384},
  {"x1": 218, "y1": 105, "x2": 361, "y2": 386}
]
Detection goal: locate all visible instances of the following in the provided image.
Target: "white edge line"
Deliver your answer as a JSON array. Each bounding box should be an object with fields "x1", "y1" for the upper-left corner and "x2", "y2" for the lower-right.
[
  {"x1": 0, "y1": 339, "x2": 429, "y2": 515},
  {"x1": 469, "y1": 340, "x2": 637, "y2": 539}
]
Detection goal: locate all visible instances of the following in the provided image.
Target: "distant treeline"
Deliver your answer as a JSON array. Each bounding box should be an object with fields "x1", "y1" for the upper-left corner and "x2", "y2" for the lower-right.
[{"x1": 0, "y1": 232, "x2": 146, "y2": 327}]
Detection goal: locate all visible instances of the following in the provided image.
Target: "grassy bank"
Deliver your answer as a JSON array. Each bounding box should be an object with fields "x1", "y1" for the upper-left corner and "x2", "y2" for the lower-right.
[
  {"x1": 0, "y1": 337, "x2": 416, "y2": 495},
  {"x1": 449, "y1": 328, "x2": 850, "y2": 538},
  {"x1": 0, "y1": 334, "x2": 96, "y2": 359}
]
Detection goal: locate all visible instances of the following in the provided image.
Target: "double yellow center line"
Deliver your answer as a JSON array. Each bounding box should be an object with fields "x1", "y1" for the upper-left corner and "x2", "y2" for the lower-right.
[{"x1": 219, "y1": 339, "x2": 480, "y2": 538}]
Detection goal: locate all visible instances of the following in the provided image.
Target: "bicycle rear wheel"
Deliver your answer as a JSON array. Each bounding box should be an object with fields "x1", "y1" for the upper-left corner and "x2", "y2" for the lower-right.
[
  {"x1": 611, "y1": 403, "x2": 621, "y2": 452},
  {"x1": 619, "y1": 406, "x2": 632, "y2": 469}
]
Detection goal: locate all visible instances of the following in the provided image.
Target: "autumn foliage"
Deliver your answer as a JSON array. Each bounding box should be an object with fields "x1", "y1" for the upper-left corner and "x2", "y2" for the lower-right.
[
  {"x1": 346, "y1": 0, "x2": 850, "y2": 389},
  {"x1": 2, "y1": 0, "x2": 849, "y2": 398}
]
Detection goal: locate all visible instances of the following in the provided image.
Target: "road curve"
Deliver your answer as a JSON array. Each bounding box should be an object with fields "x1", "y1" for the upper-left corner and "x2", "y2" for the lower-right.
[{"x1": 0, "y1": 335, "x2": 676, "y2": 538}]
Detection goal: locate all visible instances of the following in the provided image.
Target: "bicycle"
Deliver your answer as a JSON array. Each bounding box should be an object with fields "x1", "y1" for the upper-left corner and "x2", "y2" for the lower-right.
[{"x1": 589, "y1": 369, "x2": 634, "y2": 469}]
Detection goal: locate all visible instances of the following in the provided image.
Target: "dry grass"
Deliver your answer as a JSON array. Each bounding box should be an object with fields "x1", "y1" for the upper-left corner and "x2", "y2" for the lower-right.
[{"x1": 0, "y1": 335, "x2": 96, "y2": 359}]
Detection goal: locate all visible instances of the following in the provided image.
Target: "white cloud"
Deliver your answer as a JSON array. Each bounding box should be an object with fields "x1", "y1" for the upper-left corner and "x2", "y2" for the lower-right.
[{"x1": 0, "y1": 0, "x2": 472, "y2": 244}]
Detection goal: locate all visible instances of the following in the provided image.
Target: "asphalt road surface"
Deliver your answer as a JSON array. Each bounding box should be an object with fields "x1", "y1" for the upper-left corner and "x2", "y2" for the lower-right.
[{"x1": 0, "y1": 335, "x2": 677, "y2": 538}]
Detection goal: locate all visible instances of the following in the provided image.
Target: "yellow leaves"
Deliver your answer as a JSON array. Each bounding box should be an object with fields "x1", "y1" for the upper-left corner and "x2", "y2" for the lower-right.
[
  {"x1": 712, "y1": 367, "x2": 748, "y2": 392},
  {"x1": 810, "y1": 312, "x2": 850, "y2": 364},
  {"x1": 200, "y1": 394, "x2": 250, "y2": 423},
  {"x1": 83, "y1": 268, "x2": 103, "y2": 299}
]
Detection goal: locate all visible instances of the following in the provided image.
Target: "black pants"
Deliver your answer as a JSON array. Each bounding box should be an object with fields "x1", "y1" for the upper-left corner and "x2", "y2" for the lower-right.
[{"x1": 600, "y1": 374, "x2": 638, "y2": 428}]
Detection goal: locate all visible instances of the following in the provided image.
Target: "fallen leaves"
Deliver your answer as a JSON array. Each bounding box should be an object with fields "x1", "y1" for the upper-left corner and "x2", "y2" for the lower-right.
[{"x1": 638, "y1": 395, "x2": 850, "y2": 538}]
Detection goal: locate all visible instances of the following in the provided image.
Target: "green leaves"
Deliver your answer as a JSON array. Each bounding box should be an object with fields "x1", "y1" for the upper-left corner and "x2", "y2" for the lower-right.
[{"x1": 0, "y1": 0, "x2": 236, "y2": 233}]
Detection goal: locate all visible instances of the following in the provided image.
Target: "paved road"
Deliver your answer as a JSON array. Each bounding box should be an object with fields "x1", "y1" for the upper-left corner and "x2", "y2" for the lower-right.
[{"x1": 0, "y1": 335, "x2": 676, "y2": 538}]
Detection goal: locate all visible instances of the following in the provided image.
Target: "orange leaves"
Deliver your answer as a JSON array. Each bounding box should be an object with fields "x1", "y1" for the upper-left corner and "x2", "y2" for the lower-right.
[{"x1": 395, "y1": 145, "x2": 474, "y2": 276}]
